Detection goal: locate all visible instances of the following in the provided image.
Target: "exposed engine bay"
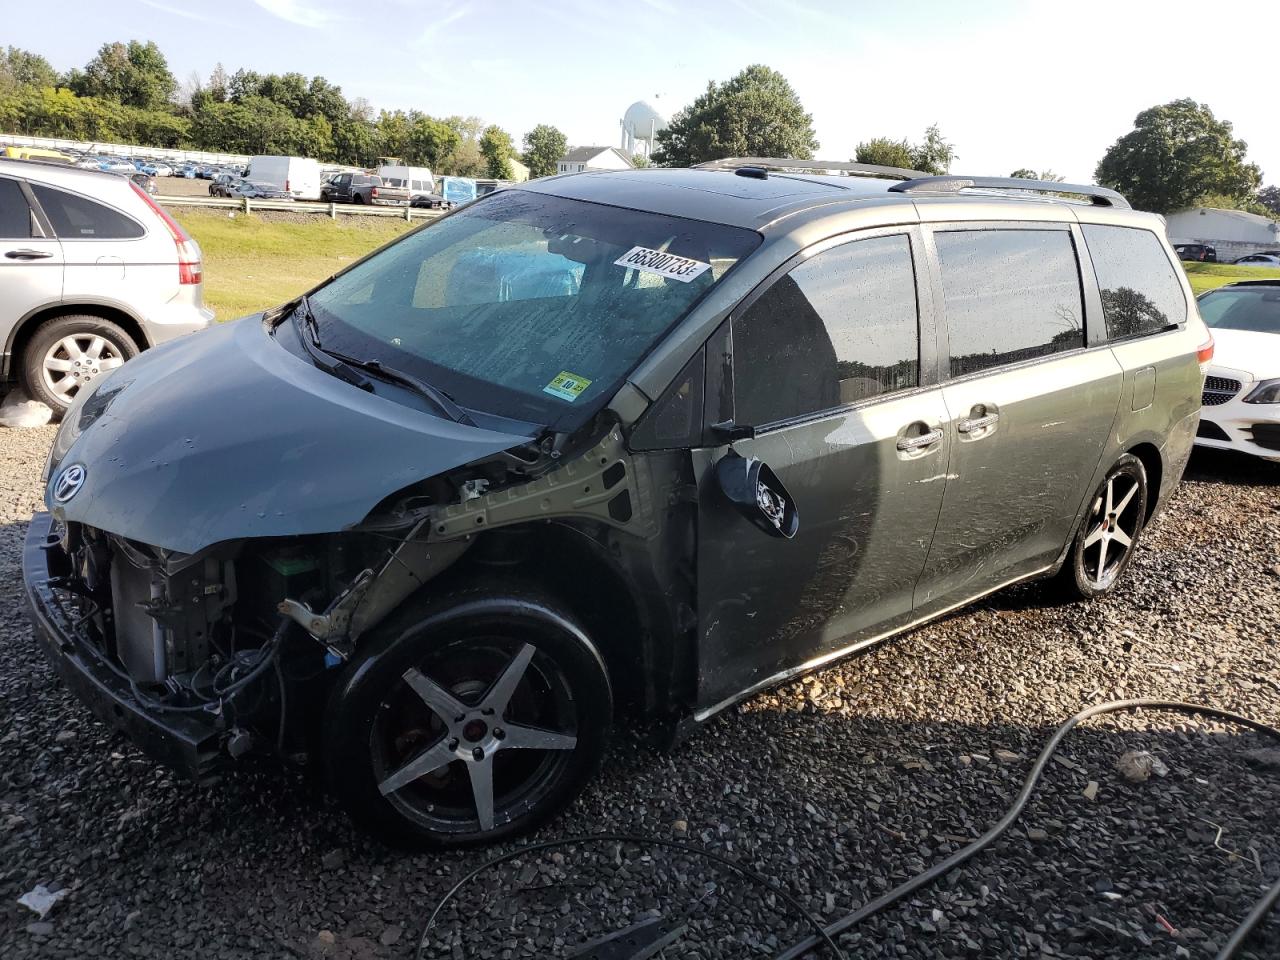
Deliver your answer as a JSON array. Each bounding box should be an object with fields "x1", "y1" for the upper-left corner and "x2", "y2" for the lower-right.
[{"x1": 40, "y1": 426, "x2": 657, "y2": 775}]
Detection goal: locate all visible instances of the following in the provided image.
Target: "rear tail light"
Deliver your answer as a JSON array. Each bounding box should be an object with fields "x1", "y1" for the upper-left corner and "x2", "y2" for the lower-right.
[
  {"x1": 1197, "y1": 335, "x2": 1214, "y2": 372},
  {"x1": 129, "y1": 181, "x2": 202, "y2": 285},
  {"x1": 371, "y1": 186, "x2": 379, "y2": 198},
  {"x1": 285, "y1": 178, "x2": 290, "y2": 193}
]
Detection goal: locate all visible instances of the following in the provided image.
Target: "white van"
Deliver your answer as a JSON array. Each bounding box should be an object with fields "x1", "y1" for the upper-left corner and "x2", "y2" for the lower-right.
[
  {"x1": 247, "y1": 156, "x2": 322, "y2": 200},
  {"x1": 376, "y1": 164, "x2": 434, "y2": 199}
]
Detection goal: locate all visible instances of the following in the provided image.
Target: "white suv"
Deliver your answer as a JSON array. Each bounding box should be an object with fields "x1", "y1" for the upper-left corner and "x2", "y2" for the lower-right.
[{"x1": 0, "y1": 159, "x2": 213, "y2": 411}]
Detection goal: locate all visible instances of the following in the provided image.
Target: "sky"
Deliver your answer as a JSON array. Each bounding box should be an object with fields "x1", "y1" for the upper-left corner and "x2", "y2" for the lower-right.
[{"x1": 9, "y1": 0, "x2": 1280, "y2": 184}]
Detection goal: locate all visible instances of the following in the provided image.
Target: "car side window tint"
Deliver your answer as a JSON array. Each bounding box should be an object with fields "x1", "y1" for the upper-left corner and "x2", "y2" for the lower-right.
[
  {"x1": 0, "y1": 178, "x2": 33, "y2": 239},
  {"x1": 1081, "y1": 224, "x2": 1186, "y2": 339},
  {"x1": 935, "y1": 229, "x2": 1084, "y2": 377},
  {"x1": 733, "y1": 233, "x2": 920, "y2": 427},
  {"x1": 31, "y1": 185, "x2": 144, "y2": 240}
]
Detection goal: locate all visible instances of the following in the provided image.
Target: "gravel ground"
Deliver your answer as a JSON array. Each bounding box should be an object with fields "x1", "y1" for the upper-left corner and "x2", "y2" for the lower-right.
[{"x1": 0, "y1": 422, "x2": 1277, "y2": 960}]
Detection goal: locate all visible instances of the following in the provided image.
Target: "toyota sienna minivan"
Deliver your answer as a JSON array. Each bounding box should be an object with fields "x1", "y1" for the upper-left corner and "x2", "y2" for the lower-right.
[{"x1": 24, "y1": 161, "x2": 1209, "y2": 847}]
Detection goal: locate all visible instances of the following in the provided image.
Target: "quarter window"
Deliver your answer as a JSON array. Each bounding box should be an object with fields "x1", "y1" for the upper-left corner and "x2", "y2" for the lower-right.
[
  {"x1": 31, "y1": 185, "x2": 144, "y2": 240},
  {"x1": 935, "y1": 229, "x2": 1084, "y2": 377},
  {"x1": 734, "y1": 234, "x2": 920, "y2": 427},
  {"x1": 1082, "y1": 224, "x2": 1186, "y2": 339},
  {"x1": 0, "y1": 178, "x2": 33, "y2": 238}
]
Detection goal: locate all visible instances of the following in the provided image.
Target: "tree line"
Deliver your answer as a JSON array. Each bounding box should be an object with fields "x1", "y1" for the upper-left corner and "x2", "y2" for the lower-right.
[
  {"x1": 0, "y1": 42, "x2": 570, "y2": 179},
  {"x1": 2, "y1": 44, "x2": 1275, "y2": 216}
]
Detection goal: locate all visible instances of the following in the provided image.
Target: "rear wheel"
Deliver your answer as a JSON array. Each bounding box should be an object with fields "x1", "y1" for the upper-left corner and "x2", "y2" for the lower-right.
[
  {"x1": 323, "y1": 590, "x2": 612, "y2": 847},
  {"x1": 1052, "y1": 454, "x2": 1148, "y2": 600},
  {"x1": 22, "y1": 315, "x2": 138, "y2": 413}
]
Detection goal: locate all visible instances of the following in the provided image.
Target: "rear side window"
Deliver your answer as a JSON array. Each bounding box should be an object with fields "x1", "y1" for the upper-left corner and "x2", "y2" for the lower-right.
[
  {"x1": 734, "y1": 233, "x2": 920, "y2": 427},
  {"x1": 935, "y1": 229, "x2": 1084, "y2": 377},
  {"x1": 1082, "y1": 224, "x2": 1186, "y2": 339},
  {"x1": 0, "y1": 178, "x2": 33, "y2": 238},
  {"x1": 31, "y1": 184, "x2": 144, "y2": 240}
]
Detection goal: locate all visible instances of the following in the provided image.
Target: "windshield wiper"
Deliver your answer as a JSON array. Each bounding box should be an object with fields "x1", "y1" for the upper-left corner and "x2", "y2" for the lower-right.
[
  {"x1": 334, "y1": 355, "x2": 478, "y2": 427},
  {"x1": 291, "y1": 298, "x2": 374, "y2": 392},
  {"x1": 289, "y1": 297, "x2": 476, "y2": 427}
]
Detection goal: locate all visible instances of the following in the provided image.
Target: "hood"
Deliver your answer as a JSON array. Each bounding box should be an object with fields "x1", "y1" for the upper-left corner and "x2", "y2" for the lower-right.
[
  {"x1": 1207, "y1": 328, "x2": 1280, "y2": 381},
  {"x1": 49, "y1": 317, "x2": 530, "y2": 554}
]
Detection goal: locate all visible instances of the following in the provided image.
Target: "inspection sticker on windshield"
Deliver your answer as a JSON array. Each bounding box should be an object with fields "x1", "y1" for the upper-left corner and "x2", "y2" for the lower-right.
[
  {"x1": 614, "y1": 246, "x2": 711, "y2": 283},
  {"x1": 543, "y1": 370, "x2": 593, "y2": 402}
]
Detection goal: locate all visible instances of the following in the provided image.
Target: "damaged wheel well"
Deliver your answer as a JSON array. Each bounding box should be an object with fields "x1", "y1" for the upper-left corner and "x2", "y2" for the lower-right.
[
  {"x1": 1126, "y1": 442, "x2": 1163, "y2": 523},
  {"x1": 448, "y1": 522, "x2": 676, "y2": 719}
]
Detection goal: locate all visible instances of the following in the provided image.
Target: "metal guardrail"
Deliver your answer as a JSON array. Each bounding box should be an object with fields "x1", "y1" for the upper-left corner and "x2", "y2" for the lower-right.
[
  {"x1": 1, "y1": 133, "x2": 249, "y2": 166},
  {"x1": 155, "y1": 194, "x2": 445, "y2": 221}
]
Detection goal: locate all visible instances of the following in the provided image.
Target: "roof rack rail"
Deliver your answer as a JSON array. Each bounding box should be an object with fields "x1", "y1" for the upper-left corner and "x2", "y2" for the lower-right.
[
  {"x1": 694, "y1": 157, "x2": 927, "y2": 181},
  {"x1": 888, "y1": 175, "x2": 1130, "y2": 209}
]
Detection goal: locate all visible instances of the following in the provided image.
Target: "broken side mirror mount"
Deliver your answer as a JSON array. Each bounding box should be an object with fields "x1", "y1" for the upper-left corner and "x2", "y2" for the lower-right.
[
  {"x1": 714, "y1": 450, "x2": 799, "y2": 540},
  {"x1": 710, "y1": 419, "x2": 756, "y2": 443}
]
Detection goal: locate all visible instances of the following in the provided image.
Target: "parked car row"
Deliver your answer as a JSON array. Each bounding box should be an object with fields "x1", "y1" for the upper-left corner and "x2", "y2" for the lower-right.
[
  {"x1": 1174, "y1": 243, "x2": 1280, "y2": 267},
  {"x1": 209, "y1": 175, "x2": 293, "y2": 200}
]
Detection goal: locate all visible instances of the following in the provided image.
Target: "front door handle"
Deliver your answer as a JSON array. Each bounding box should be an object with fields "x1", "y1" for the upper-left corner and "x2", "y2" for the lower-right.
[
  {"x1": 957, "y1": 412, "x2": 999, "y2": 433},
  {"x1": 896, "y1": 428, "x2": 943, "y2": 451},
  {"x1": 5, "y1": 248, "x2": 54, "y2": 260}
]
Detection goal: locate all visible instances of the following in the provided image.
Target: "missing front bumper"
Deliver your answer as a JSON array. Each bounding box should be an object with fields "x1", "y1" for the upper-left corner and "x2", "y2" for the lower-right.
[{"x1": 22, "y1": 512, "x2": 224, "y2": 781}]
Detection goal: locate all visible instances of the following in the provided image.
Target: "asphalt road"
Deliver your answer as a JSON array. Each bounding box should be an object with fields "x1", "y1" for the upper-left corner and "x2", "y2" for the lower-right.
[{"x1": 1, "y1": 421, "x2": 1277, "y2": 959}]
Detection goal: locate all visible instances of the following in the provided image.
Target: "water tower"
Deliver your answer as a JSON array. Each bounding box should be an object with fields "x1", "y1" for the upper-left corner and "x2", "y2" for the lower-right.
[{"x1": 620, "y1": 100, "x2": 668, "y2": 160}]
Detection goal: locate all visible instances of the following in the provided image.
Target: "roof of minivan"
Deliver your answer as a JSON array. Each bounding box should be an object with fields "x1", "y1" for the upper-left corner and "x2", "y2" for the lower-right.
[{"x1": 518, "y1": 167, "x2": 1140, "y2": 232}]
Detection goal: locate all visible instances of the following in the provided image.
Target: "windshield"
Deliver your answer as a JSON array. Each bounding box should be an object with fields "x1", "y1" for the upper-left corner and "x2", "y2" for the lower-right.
[
  {"x1": 1198, "y1": 286, "x2": 1280, "y2": 333},
  {"x1": 307, "y1": 189, "x2": 760, "y2": 428}
]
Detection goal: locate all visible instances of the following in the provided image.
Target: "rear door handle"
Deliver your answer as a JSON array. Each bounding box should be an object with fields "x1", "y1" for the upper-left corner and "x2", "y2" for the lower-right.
[
  {"x1": 957, "y1": 413, "x2": 999, "y2": 433},
  {"x1": 896, "y1": 428, "x2": 943, "y2": 451},
  {"x1": 5, "y1": 248, "x2": 54, "y2": 260}
]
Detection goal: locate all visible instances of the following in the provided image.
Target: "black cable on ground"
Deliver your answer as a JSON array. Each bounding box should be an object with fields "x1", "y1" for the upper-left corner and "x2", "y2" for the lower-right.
[
  {"x1": 1215, "y1": 875, "x2": 1280, "y2": 960},
  {"x1": 415, "y1": 832, "x2": 848, "y2": 960},
  {"x1": 416, "y1": 699, "x2": 1280, "y2": 960},
  {"x1": 771, "y1": 699, "x2": 1280, "y2": 960}
]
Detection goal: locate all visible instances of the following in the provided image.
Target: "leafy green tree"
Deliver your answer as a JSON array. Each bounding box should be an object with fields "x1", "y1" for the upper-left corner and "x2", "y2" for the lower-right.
[
  {"x1": 630, "y1": 153, "x2": 651, "y2": 168},
  {"x1": 653, "y1": 64, "x2": 818, "y2": 166},
  {"x1": 1010, "y1": 169, "x2": 1064, "y2": 182},
  {"x1": 1257, "y1": 186, "x2": 1280, "y2": 218},
  {"x1": 480, "y1": 124, "x2": 516, "y2": 179},
  {"x1": 1095, "y1": 99, "x2": 1261, "y2": 214},
  {"x1": 522, "y1": 124, "x2": 567, "y2": 178},
  {"x1": 73, "y1": 41, "x2": 175, "y2": 110},
  {"x1": 910, "y1": 124, "x2": 953, "y2": 175},
  {"x1": 855, "y1": 137, "x2": 914, "y2": 169},
  {"x1": 409, "y1": 115, "x2": 460, "y2": 169},
  {"x1": 227, "y1": 68, "x2": 262, "y2": 102},
  {"x1": 0, "y1": 47, "x2": 58, "y2": 90}
]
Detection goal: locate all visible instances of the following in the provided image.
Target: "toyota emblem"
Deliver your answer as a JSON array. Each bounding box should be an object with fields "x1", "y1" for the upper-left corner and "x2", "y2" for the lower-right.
[{"x1": 53, "y1": 463, "x2": 86, "y2": 503}]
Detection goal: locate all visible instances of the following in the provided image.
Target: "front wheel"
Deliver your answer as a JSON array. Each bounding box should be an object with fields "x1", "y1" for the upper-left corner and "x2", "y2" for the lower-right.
[
  {"x1": 1052, "y1": 454, "x2": 1148, "y2": 600},
  {"x1": 22, "y1": 315, "x2": 138, "y2": 412},
  {"x1": 323, "y1": 590, "x2": 612, "y2": 848}
]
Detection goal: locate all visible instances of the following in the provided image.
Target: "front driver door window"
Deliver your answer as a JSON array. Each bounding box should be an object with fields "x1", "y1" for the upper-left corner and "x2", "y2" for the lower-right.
[{"x1": 694, "y1": 230, "x2": 950, "y2": 714}]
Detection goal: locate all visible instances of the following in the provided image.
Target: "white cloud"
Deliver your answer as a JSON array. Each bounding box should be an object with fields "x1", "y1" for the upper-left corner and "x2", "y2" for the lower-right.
[
  {"x1": 140, "y1": 0, "x2": 216, "y2": 23},
  {"x1": 251, "y1": 0, "x2": 341, "y2": 29}
]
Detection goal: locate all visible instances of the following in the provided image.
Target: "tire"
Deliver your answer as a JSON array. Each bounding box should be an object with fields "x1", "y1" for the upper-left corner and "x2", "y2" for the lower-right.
[
  {"x1": 22, "y1": 315, "x2": 139, "y2": 413},
  {"x1": 353, "y1": 193, "x2": 365, "y2": 205},
  {"x1": 1051, "y1": 454, "x2": 1148, "y2": 600},
  {"x1": 323, "y1": 588, "x2": 612, "y2": 848}
]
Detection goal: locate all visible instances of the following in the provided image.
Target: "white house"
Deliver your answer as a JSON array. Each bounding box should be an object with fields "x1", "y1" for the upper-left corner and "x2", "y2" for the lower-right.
[
  {"x1": 1165, "y1": 207, "x2": 1280, "y2": 262},
  {"x1": 556, "y1": 146, "x2": 634, "y2": 175}
]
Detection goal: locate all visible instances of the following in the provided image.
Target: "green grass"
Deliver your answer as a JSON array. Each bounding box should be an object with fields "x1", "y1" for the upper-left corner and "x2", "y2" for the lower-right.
[
  {"x1": 1181, "y1": 260, "x2": 1280, "y2": 295},
  {"x1": 174, "y1": 211, "x2": 416, "y2": 320}
]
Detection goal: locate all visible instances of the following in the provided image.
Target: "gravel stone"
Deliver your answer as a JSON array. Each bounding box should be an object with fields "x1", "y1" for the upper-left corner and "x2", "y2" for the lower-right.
[{"x1": 0, "y1": 425, "x2": 1277, "y2": 960}]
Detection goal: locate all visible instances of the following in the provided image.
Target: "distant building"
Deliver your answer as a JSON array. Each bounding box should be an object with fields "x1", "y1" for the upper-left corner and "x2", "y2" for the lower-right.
[
  {"x1": 507, "y1": 158, "x2": 530, "y2": 183},
  {"x1": 556, "y1": 146, "x2": 634, "y2": 175},
  {"x1": 1165, "y1": 207, "x2": 1280, "y2": 262}
]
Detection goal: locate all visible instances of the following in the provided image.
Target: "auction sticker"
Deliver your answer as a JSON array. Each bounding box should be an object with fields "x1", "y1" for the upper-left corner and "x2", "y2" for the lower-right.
[
  {"x1": 614, "y1": 246, "x2": 711, "y2": 283},
  {"x1": 543, "y1": 370, "x2": 593, "y2": 402}
]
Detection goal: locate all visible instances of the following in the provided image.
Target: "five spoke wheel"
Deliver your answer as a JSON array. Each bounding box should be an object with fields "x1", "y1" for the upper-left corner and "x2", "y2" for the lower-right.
[
  {"x1": 376, "y1": 643, "x2": 578, "y2": 831},
  {"x1": 1081, "y1": 472, "x2": 1141, "y2": 588}
]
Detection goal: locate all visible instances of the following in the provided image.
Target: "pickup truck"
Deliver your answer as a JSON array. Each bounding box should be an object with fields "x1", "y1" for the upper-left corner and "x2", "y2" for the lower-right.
[{"x1": 321, "y1": 172, "x2": 408, "y2": 205}]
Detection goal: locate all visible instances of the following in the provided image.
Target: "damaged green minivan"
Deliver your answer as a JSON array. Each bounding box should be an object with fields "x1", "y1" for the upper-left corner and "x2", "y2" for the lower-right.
[{"x1": 25, "y1": 161, "x2": 1207, "y2": 845}]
